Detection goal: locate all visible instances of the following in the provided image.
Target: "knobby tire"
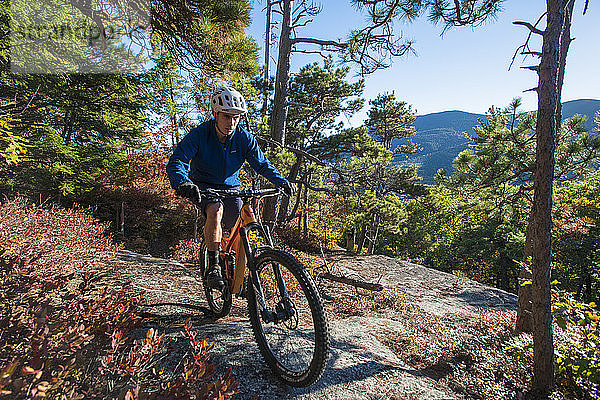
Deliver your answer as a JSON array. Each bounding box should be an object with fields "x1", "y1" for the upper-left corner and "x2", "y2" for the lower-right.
[
  {"x1": 247, "y1": 249, "x2": 329, "y2": 387},
  {"x1": 200, "y1": 241, "x2": 232, "y2": 319}
]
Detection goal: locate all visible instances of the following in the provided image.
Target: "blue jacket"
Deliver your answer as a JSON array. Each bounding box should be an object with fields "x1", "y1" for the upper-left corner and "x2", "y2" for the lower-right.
[{"x1": 166, "y1": 119, "x2": 287, "y2": 189}]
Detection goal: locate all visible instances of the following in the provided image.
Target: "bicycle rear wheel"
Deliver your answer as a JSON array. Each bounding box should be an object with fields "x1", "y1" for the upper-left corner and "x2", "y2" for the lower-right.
[
  {"x1": 199, "y1": 242, "x2": 232, "y2": 319},
  {"x1": 247, "y1": 249, "x2": 329, "y2": 387}
]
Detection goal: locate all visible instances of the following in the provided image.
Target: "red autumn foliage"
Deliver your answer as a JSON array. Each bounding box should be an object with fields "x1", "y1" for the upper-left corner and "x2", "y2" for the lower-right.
[
  {"x1": 0, "y1": 198, "x2": 237, "y2": 399},
  {"x1": 92, "y1": 150, "x2": 199, "y2": 256}
]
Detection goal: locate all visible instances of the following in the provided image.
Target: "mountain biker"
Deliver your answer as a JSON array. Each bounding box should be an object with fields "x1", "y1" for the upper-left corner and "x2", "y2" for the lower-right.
[{"x1": 166, "y1": 86, "x2": 293, "y2": 290}]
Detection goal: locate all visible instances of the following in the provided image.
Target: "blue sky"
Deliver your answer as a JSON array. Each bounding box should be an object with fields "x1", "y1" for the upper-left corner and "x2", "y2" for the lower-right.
[{"x1": 245, "y1": 0, "x2": 599, "y2": 122}]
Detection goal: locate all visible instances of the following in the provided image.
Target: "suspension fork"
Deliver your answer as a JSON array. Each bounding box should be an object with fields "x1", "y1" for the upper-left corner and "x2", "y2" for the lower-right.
[
  {"x1": 240, "y1": 224, "x2": 268, "y2": 314},
  {"x1": 241, "y1": 223, "x2": 292, "y2": 322}
]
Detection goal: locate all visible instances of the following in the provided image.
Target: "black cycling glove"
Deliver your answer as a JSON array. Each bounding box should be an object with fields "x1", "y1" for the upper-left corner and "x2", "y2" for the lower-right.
[{"x1": 176, "y1": 181, "x2": 201, "y2": 203}]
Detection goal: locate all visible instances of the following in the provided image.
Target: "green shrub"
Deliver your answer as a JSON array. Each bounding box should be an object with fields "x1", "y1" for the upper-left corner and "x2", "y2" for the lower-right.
[
  {"x1": 553, "y1": 291, "x2": 600, "y2": 398},
  {"x1": 504, "y1": 291, "x2": 600, "y2": 399}
]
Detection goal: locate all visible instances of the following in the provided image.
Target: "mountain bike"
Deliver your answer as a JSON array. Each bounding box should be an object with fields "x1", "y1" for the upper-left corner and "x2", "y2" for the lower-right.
[{"x1": 193, "y1": 188, "x2": 329, "y2": 387}]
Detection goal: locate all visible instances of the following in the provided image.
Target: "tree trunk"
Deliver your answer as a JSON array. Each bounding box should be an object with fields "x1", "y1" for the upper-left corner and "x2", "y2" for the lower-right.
[
  {"x1": 517, "y1": 206, "x2": 535, "y2": 332},
  {"x1": 516, "y1": 0, "x2": 574, "y2": 335},
  {"x1": 270, "y1": 0, "x2": 292, "y2": 145},
  {"x1": 530, "y1": 0, "x2": 568, "y2": 394},
  {"x1": 120, "y1": 201, "x2": 125, "y2": 237},
  {"x1": 367, "y1": 216, "x2": 379, "y2": 255},
  {"x1": 302, "y1": 183, "x2": 309, "y2": 237},
  {"x1": 346, "y1": 227, "x2": 355, "y2": 253},
  {"x1": 585, "y1": 272, "x2": 592, "y2": 302},
  {"x1": 289, "y1": 179, "x2": 303, "y2": 221},
  {"x1": 62, "y1": 110, "x2": 72, "y2": 144},
  {"x1": 168, "y1": 75, "x2": 180, "y2": 145},
  {"x1": 554, "y1": 0, "x2": 574, "y2": 129},
  {"x1": 297, "y1": 194, "x2": 302, "y2": 231},
  {"x1": 262, "y1": 0, "x2": 273, "y2": 117},
  {"x1": 277, "y1": 155, "x2": 302, "y2": 221},
  {"x1": 498, "y1": 252, "x2": 510, "y2": 291},
  {"x1": 356, "y1": 224, "x2": 367, "y2": 254},
  {"x1": 263, "y1": 0, "x2": 293, "y2": 223}
]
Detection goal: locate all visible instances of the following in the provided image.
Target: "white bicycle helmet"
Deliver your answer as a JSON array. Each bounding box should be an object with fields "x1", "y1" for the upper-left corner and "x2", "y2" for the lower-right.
[{"x1": 210, "y1": 86, "x2": 248, "y2": 115}]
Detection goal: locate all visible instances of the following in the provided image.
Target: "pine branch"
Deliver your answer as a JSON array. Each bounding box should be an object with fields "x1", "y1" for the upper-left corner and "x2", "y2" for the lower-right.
[
  {"x1": 262, "y1": 138, "x2": 330, "y2": 168},
  {"x1": 453, "y1": 0, "x2": 462, "y2": 24},
  {"x1": 286, "y1": 100, "x2": 311, "y2": 108},
  {"x1": 298, "y1": 179, "x2": 333, "y2": 193}
]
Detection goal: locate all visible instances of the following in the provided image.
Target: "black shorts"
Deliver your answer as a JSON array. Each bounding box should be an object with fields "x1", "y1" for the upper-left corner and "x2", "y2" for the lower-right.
[{"x1": 196, "y1": 183, "x2": 243, "y2": 230}]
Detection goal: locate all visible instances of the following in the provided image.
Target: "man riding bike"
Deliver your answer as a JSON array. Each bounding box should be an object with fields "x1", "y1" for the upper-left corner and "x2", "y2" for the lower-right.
[{"x1": 166, "y1": 86, "x2": 293, "y2": 290}]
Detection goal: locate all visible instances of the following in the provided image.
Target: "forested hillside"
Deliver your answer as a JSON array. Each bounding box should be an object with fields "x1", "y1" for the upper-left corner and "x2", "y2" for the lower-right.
[
  {"x1": 399, "y1": 110, "x2": 484, "y2": 183},
  {"x1": 402, "y1": 99, "x2": 600, "y2": 183}
]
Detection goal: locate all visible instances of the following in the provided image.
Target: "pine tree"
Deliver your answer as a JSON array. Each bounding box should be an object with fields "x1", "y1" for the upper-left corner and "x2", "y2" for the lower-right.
[{"x1": 365, "y1": 93, "x2": 418, "y2": 153}]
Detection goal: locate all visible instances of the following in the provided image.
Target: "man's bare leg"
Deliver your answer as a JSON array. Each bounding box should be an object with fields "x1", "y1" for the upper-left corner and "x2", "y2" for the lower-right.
[
  {"x1": 204, "y1": 202, "x2": 223, "y2": 251},
  {"x1": 204, "y1": 202, "x2": 225, "y2": 288}
]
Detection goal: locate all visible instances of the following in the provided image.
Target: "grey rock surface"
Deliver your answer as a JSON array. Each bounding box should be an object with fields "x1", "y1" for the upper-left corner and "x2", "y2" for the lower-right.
[
  {"x1": 329, "y1": 254, "x2": 517, "y2": 317},
  {"x1": 110, "y1": 250, "x2": 517, "y2": 399}
]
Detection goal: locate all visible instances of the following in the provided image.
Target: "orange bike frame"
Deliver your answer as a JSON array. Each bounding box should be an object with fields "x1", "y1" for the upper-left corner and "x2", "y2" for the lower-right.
[{"x1": 220, "y1": 203, "x2": 257, "y2": 294}]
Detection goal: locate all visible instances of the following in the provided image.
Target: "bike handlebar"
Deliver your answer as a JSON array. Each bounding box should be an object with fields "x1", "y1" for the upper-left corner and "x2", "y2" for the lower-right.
[{"x1": 197, "y1": 187, "x2": 282, "y2": 201}]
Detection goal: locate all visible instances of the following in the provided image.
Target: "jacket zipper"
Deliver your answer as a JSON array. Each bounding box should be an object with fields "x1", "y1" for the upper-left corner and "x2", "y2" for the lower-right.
[
  {"x1": 222, "y1": 144, "x2": 226, "y2": 183},
  {"x1": 222, "y1": 133, "x2": 228, "y2": 183}
]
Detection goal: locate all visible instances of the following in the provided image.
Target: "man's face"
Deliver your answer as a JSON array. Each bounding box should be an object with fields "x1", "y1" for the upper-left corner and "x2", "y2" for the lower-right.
[{"x1": 214, "y1": 111, "x2": 241, "y2": 137}]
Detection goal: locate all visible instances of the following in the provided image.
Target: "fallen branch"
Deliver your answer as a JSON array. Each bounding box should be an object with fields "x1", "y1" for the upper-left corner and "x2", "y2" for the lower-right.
[{"x1": 319, "y1": 272, "x2": 384, "y2": 292}]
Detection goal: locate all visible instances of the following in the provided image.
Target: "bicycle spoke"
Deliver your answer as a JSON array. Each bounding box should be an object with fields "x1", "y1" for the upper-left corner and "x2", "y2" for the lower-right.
[{"x1": 255, "y1": 258, "x2": 319, "y2": 373}]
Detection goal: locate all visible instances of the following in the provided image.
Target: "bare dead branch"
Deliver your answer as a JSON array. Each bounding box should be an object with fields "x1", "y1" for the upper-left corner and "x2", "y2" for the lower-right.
[
  {"x1": 521, "y1": 65, "x2": 540, "y2": 72},
  {"x1": 509, "y1": 12, "x2": 547, "y2": 70},
  {"x1": 290, "y1": 49, "x2": 330, "y2": 58},
  {"x1": 522, "y1": 51, "x2": 542, "y2": 57},
  {"x1": 291, "y1": 0, "x2": 321, "y2": 25},
  {"x1": 319, "y1": 272, "x2": 384, "y2": 291},
  {"x1": 68, "y1": 0, "x2": 110, "y2": 49},
  {"x1": 291, "y1": 37, "x2": 347, "y2": 48},
  {"x1": 291, "y1": 18, "x2": 314, "y2": 29},
  {"x1": 513, "y1": 21, "x2": 545, "y2": 35}
]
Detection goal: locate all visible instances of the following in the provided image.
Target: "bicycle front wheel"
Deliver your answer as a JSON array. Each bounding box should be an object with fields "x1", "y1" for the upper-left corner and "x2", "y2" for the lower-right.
[{"x1": 247, "y1": 249, "x2": 329, "y2": 387}]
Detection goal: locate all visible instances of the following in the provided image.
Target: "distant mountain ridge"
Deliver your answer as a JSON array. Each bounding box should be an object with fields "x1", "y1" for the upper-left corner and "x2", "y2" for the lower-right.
[
  {"x1": 396, "y1": 99, "x2": 600, "y2": 183},
  {"x1": 561, "y1": 99, "x2": 600, "y2": 128}
]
